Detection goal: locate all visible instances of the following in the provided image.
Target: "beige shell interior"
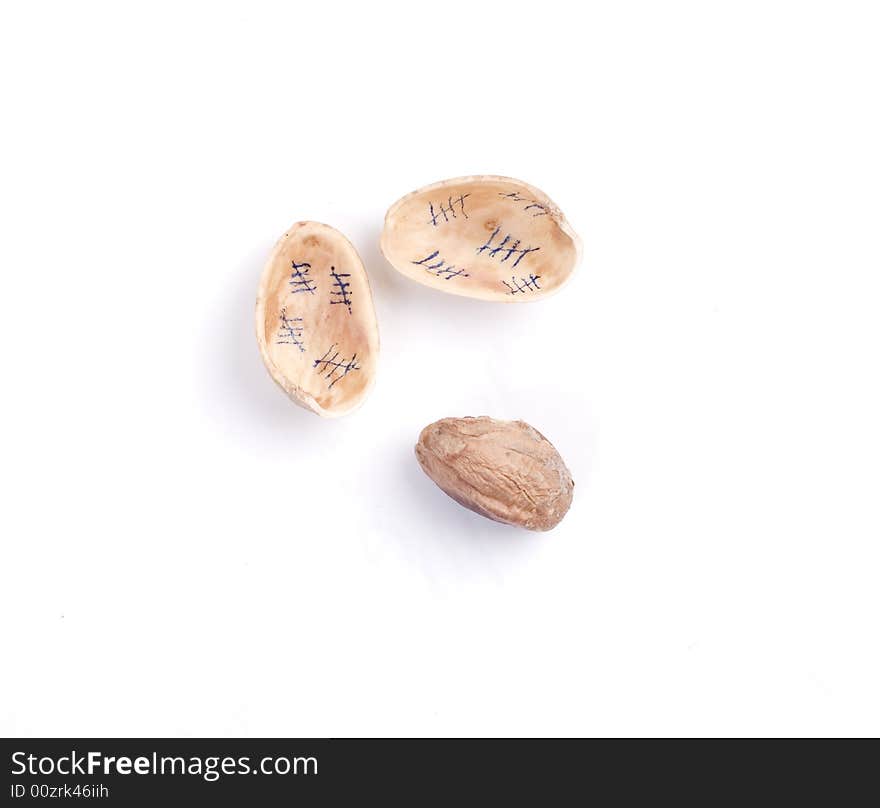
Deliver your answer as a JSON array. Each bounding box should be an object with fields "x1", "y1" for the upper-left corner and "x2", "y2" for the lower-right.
[
  {"x1": 256, "y1": 221, "x2": 379, "y2": 417},
  {"x1": 380, "y1": 175, "x2": 580, "y2": 302}
]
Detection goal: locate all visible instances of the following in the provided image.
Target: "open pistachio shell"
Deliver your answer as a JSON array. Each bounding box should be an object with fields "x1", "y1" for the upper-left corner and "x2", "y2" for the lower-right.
[
  {"x1": 380, "y1": 175, "x2": 581, "y2": 302},
  {"x1": 255, "y1": 221, "x2": 379, "y2": 417}
]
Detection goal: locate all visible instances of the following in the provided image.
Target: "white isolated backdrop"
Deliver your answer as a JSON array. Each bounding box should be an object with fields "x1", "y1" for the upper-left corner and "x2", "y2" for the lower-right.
[{"x1": 1, "y1": 1, "x2": 879, "y2": 737}]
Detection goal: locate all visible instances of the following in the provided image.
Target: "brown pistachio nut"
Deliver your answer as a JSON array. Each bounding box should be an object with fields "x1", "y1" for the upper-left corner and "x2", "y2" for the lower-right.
[
  {"x1": 380, "y1": 175, "x2": 581, "y2": 302},
  {"x1": 415, "y1": 416, "x2": 574, "y2": 531},
  {"x1": 255, "y1": 221, "x2": 379, "y2": 417}
]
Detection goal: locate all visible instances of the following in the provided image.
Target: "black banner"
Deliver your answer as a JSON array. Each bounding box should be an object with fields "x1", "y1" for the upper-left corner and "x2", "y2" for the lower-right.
[{"x1": 1, "y1": 738, "x2": 875, "y2": 804}]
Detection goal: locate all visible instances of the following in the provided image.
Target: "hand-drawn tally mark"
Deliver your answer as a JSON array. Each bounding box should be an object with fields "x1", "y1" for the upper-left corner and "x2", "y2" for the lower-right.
[
  {"x1": 313, "y1": 344, "x2": 360, "y2": 389},
  {"x1": 498, "y1": 191, "x2": 550, "y2": 217},
  {"x1": 276, "y1": 307, "x2": 306, "y2": 352},
  {"x1": 428, "y1": 193, "x2": 470, "y2": 227},
  {"x1": 289, "y1": 260, "x2": 317, "y2": 294},
  {"x1": 502, "y1": 274, "x2": 542, "y2": 295},
  {"x1": 477, "y1": 227, "x2": 541, "y2": 268},
  {"x1": 329, "y1": 266, "x2": 353, "y2": 314},
  {"x1": 411, "y1": 250, "x2": 470, "y2": 280}
]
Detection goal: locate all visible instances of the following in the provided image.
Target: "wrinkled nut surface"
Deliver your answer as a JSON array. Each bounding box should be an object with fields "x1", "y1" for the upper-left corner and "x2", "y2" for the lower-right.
[
  {"x1": 415, "y1": 417, "x2": 574, "y2": 531},
  {"x1": 381, "y1": 175, "x2": 581, "y2": 302},
  {"x1": 256, "y1": 221, "x2": 379, "y2": 417}
]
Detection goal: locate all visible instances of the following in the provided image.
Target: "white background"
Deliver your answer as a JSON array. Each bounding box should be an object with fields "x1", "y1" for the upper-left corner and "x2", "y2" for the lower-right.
[{"x1": 2, "y1": 1, "x2": 878, "y2": 737}]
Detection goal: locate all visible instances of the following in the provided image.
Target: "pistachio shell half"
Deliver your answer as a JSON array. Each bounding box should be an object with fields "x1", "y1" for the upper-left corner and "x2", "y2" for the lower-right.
[
  {"x1": 256, "y1": 221, "x2": 379, "y2": 417},
  {"x1": 381, "y1": 175, "x2": 580, "y2": 302}
]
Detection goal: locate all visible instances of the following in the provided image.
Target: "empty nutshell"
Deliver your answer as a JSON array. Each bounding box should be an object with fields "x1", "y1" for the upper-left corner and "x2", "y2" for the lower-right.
[
  {"x1": 255, "y1": 221, "x2": 379, "y2": 417},
  {"x1": 380, "y1": 175, "x2": 581, "y2": 302},
  {"x1": 415, "y1": 416, "x2": 574, "y2": 531}
]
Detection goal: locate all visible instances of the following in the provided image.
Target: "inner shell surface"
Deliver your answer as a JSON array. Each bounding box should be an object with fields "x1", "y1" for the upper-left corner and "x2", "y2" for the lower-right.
[
  {"x1": 381, "y1": 177, "x2": 579, "y2": 301},
  {"x1": 257, "y1": 222, "x2": 377, "y2": 415}
]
